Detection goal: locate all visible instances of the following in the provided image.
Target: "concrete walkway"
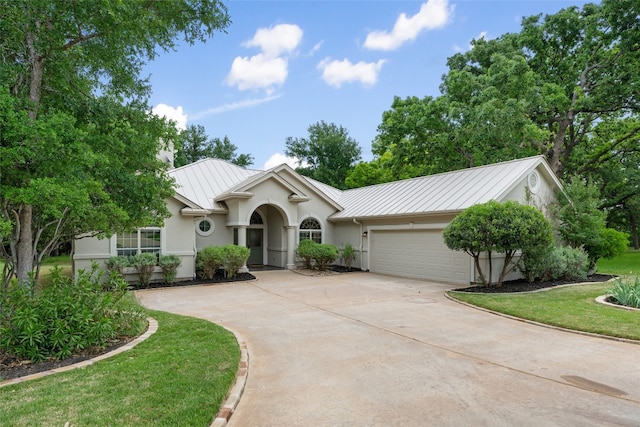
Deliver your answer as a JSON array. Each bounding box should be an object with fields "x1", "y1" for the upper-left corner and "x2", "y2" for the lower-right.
[{"x1": 137, "y1": 271, "x2": 640, "y2": 426}]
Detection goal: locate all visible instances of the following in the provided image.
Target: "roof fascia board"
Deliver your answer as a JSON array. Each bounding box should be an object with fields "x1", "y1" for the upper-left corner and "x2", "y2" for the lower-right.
[
  {"x1": 172, "y1": 193, "x2": 204, "y2": 210},
  {"x1": 328, "y1": 210, "x2": 463, "y2": 222},
  {"x1": 273, "y1": 164, "x2": 343, "y2": 210}
]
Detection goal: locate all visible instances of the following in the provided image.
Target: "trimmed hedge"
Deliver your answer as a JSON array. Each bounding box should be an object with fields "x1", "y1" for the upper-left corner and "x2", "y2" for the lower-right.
[
  {"x1": 196, "y1": 245, "x2": 250, "y2": 279},
  {"x1": 296, "y1": 240, "x2": 339, "y2": 271}
]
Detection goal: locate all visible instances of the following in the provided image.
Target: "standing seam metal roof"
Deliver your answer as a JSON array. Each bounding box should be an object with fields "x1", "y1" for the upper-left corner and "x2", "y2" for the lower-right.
[
  {"x1": 330, "y1": 156, "x2": 546, "y2": 219},
  {"x1": 168, "y1": 156, "x2": 551, "y2": 219}
]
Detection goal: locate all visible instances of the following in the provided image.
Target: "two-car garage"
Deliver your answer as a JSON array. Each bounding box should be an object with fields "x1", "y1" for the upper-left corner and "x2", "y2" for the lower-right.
[{"x1": 368, "y1": 229, "x2": 471, "y2": 285}]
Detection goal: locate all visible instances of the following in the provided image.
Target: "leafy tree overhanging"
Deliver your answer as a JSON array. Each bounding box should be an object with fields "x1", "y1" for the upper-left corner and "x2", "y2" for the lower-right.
[{"x1": 0, "y1": 0, "x2": 230, "y2": 287}]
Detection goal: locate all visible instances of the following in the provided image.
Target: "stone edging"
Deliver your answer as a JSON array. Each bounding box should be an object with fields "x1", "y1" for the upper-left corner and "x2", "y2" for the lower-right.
[
  {"x1": 0, "y1": 317, "x2": 158, "y2": 389},
  {"x1": 595, "y1": 295, "x2": 640, "y2": 312},
  {"x1": 210, "y1": 333, "x2": 249, "y2": 427}
]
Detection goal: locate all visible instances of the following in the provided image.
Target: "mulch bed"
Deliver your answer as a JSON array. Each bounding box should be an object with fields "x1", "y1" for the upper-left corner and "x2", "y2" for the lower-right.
[
  {"x1": 0, "y1": 336, "x2": 137, "y2": 382},
  {"x1": 453, "y1": 274, "x2": 616, "y2": 293}
]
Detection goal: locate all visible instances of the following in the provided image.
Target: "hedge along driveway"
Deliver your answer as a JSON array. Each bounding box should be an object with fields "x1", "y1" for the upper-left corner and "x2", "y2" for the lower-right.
[{"x1": 137, "y1": 270, "x2": 640, "y2": 427}]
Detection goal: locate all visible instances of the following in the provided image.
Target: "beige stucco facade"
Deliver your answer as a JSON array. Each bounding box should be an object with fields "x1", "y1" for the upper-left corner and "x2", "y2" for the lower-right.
[{"x1": 73, "y1": 156, "x2": 562, "y2": 285}]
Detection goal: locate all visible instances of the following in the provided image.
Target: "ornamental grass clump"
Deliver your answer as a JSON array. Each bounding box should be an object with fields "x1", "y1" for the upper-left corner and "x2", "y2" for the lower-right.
[
  {"x1": 608, "y1": 276, "x2": 640, "y2": 308},
  {"x1": 341, "y1": 243, "x2": 357, "y2": 271}
]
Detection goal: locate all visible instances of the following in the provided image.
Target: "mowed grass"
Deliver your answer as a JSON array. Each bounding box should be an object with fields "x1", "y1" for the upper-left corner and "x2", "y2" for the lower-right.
[
  {"x1": 596, "y1": 250, "x2": 640, "y2": 276},
  {"x1": 449, "y1": 250, "x2": 640, "y2": 341},
  {"x1": 0, "y1": 309, "x2": 240, "y2": 427},
  {"x1": 1, "y1": 257, "x2": 241, "y2": 426}
]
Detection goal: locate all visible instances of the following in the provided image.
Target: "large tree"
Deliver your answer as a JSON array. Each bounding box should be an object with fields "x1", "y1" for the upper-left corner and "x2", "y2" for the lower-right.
[
  {"x1": 369, "y1": 0, "x2": 640, "y2": 182},
  {"x1": 285, "y1": 121, "x2": 362, "y2": 189},
  {"x1": 0, "y1": 0, "x2": 230, "y2": 287},
  {"x1": 174, "y1": 124, "x2": 253, "y2": 168}
]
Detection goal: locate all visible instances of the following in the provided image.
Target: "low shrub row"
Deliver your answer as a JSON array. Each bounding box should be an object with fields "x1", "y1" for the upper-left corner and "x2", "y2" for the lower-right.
[
  {"x1": 519, "y1": 246, "x2": 589, "y2": 283},
  {"x1": 0, "y1": 265, "x2": 146, "y2": 362},
  {"x1": 296, "y1": 240, "x2": 339, "y2": 271},
  {"x1": 196, "y1": 245, "x2": 250, "y2": 279},
  {"x1": 106, "y1": 254, "x2": 181, "y2": 288}
]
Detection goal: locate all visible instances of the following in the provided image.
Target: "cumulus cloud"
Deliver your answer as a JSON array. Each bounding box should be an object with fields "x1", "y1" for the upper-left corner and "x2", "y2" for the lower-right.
[
  {"x1": 152, "y1": 104, "x2": 188, "y2": 130},
  {"x1": 364, "y1": 0, "x2": 453, "y2": 51},
  {"x1": 263, "y1": 153, "x2": 304, "y2": 170},
  {"x1": 226, "y1": 54, "x2": 288, "y2": 94},
  {"x1": 317, "y1": 58, "x2": 386, "y2": 88},
  {"x1": 242, "y1": 23, "x2": 303, "y2": 57},
  {"x1": 226, "y1": 24, "x2": 303, "y2": 94}
]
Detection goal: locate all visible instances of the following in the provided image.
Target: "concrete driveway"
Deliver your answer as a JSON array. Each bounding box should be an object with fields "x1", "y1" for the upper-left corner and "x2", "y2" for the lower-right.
[{"x1": 137, "y1": 270, "x2": 640, "y2": 426}]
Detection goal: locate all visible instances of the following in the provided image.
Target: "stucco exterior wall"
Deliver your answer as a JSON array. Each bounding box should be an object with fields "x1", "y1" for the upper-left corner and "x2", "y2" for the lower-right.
[{"x1": 163, "y1": 198, "x2": 196, "y2": 281}]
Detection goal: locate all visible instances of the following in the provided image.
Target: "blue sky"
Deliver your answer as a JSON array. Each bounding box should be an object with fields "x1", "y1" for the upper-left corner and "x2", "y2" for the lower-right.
[{"x1": 146, "y1": 0, "x2": 591, "y2": 170}]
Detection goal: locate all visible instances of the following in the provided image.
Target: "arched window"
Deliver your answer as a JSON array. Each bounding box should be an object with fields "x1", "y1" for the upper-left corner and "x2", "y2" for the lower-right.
[
  {"x1": 299, "y1": 217, "x2": 322, "y2": 243},
  {"x1": 250, "y1": 211, "x2": 264, "y2": 224}
]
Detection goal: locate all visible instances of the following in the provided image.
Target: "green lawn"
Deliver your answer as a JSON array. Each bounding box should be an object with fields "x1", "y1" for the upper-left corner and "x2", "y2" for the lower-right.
[
  {"x1": 449, "y1": 250, "x2": 640, "y2": 341},
  {"x1": 1, "y1": 256, "x2": 241, "y2": 426},
  {"x1": 596, "y1": 249, "x2": 640, "y2": 276},
  {"x1": 0, "y1": 309, "x2": 240, "y2": 427}
]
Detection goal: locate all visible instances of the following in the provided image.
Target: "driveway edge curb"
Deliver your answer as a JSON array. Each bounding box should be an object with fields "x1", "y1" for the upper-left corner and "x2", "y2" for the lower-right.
[{"x1": 211, "y1": 332, "x2": 249, "y2": 427}]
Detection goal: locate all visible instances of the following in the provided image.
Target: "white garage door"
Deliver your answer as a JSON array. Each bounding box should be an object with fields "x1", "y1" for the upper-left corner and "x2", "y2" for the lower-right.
[{"x1": 369, "y1": 230, "x2": 470, "y2": 284}]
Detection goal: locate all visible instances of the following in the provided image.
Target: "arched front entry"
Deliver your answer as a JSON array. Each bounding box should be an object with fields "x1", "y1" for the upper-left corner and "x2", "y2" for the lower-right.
[{"x1": 246, "y1": 204, "x2": 290, "y2": 268}]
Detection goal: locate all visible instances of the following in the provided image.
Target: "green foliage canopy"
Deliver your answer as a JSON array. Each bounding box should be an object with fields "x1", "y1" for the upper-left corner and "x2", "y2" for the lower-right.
[
  {"x1": 0, "y1": 0, "x2": 230, "y2": 286},
  {"x1": 555, "y1": 180, "x2": 629, "y2": 268},
  {"x1": 285, "y1": 121, "x2": 362, "y2": 189},
  {"x1": 366, "y1": 0, "x2": 640, "y2": 182},
  {"x1": 443, "y1": 201, "x2": 553, "y2": 287},
  {"x1": 174, "y1": 124, "x2": 254, "y2": 168}
]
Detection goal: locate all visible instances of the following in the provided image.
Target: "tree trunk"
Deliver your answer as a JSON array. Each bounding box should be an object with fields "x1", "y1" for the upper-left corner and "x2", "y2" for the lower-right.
[
  {"x1": 630, "y1": 212, "x2": 639, "y2": 250},
  {"x1": 16, "y1": 205, "x2": 34, "y2": 288}
]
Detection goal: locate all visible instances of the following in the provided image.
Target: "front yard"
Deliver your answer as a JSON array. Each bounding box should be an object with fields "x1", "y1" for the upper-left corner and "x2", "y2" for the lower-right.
[{"x1": 449, "y1": 250, "x2": 640, "y2": 341}]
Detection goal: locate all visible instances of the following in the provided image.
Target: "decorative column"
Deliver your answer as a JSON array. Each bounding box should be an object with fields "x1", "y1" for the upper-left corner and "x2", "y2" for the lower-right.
[
  {"x1": 286, "y1": 225, "x2": 296, "y2": 270},
  {"x1": 237, "y1": 225, "x2": 249, "y2": 273}
]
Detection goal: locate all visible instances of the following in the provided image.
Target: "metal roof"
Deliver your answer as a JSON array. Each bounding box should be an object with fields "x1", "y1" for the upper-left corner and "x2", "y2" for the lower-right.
[
  {"x1": 168, "y1": 156, "x2": 556, "y2": 219},
  {"x1": 329, "y1": 156, "x2": 551, "y2": 220},
  {"x1": 169, "y1": 158, "x2": 260, "y2": 209}
]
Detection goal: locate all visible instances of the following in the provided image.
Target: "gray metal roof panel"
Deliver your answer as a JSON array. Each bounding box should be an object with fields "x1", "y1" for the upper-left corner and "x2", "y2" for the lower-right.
[
  {"x1": 331, "y1": 156, "x2": 546, "y2": 219},
  {"x1": 169, "y1": 158, "x2": 260, "y2": 210}
]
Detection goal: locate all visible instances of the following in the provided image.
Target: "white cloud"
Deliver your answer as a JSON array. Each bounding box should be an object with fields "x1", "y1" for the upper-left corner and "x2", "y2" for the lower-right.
[
  {"x1": 226, "y1": 54, "x2": 288, "y2": 94},
  {"x1": 227, "y1": 24, "x2": 303, "y2": 94},
  {"x1": 152, "y1": 104, "x2": 188, "y2": 130},
  {"x1": 317, "y1": 58, "x2": 386, "y2": 88},
  {"x1": 263, "y1": 153, "x2": 304, "y2": 170},
  {"x1": 190, "y1": 95, "x2": 282, "y2": 120},
  {"x1": 307, "y1": 40, "x2": 324, "y2": 56},
  {"x1": 242, "y1": 24, "x2": 303, "y2": 58},
  {"x1": 364, "y1": 0, "x2": 454, "y2": 51}
]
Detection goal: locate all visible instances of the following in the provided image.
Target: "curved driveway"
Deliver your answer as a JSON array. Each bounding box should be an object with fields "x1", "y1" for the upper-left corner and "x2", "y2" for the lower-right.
[{"x1": 137, "y1": 271, "x2": 640, "y2": 426}]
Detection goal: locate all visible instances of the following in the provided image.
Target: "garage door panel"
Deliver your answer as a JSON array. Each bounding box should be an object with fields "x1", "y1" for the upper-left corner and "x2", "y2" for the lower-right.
[{"x1": 370, "y1": 230, "x2": 469, "y2": 284}]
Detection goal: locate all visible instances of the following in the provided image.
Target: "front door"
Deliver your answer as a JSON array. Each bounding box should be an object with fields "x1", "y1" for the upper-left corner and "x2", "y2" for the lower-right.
[{"x1": 247, "y1": 228, "x2": 263, "y2": 266}]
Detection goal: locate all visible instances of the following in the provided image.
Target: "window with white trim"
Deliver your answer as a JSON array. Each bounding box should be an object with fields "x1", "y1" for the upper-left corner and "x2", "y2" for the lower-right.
[
  {"x1": 117, "y1": 228, "x2": 161, "y2": 257},
  {"x1": 299, "y1": 218, "x2": 322, "y2": 243},
  {"x1": 196, "y1": 218, "x2": 215, "y2": 237}
]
